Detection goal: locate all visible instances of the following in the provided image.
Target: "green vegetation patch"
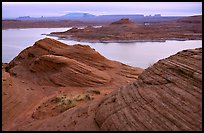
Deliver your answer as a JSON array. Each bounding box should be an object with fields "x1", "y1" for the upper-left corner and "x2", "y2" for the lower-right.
[{"x1": 51, "y1": 93, "x2": 94, "y2": 112}]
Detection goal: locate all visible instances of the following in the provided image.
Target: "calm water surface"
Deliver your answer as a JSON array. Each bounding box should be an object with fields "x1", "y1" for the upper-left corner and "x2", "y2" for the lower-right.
[{"x1": 2, "y1": 28, "x2": 202, "y2": 68}]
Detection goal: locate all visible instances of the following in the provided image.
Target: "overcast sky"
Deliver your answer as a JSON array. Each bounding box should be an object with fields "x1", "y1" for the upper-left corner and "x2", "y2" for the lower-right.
[{"x1": 2, "y1": 2, "x2": 202, "y2": 18}]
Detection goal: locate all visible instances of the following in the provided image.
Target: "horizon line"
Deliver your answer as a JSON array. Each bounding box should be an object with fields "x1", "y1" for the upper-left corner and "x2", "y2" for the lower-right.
[{"x1": 3, "y1": 13, "x2": 202, "y2": 19}]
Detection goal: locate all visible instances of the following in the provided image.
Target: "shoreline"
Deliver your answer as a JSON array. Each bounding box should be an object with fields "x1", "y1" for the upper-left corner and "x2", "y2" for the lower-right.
[
  {"x1": 46, "y1": 34, "x2": 200, "y2": 43},
  {"x1": 2, "y1": 25, "x2": 103, "y2": 30}
]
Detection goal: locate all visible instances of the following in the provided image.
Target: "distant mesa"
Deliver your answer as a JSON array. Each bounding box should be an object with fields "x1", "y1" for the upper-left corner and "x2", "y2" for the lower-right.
[
  {"x1": 17, "y1": 16, "x2": 31, "y2": 20},
  {"x1": 18, "y1": 16, "x2": 31, "y2": 18},
  {"x1": 154, "y1": 14, "x2": 161, "y2": 17},
  {"x1": 145, "y1": 14, "x2": 161, "y2": 17},
  {"x1": 62, "y1": 13, "x2": 96, "y2": 18}
]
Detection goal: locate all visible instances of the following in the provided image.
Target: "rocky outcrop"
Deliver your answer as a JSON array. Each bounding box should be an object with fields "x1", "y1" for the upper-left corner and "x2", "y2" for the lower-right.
[
  {"x1": 3, "y1": 40, "x2": 201, "y2": 131},
  {"x1": 2, "y1": 38, "x2": 143, "y2": 131},
  {"x1": 49, "y1": 15, "x2": 202, "y2": 42},
  {"x1": 29, "y1": 55, "x2": 111, "y2": 87},
  {"x1": 5, "y1": 38, "x2": 142, "y2": 87},
  {"x1": 3, "y1": 37, "x2": 202, "y2": 131},
  {"x1": 95, "y1": 48, "x2": 202, "y2": 131},
  {"x1": 110, "y1": 18, "x2": 134, "y2": 25}
]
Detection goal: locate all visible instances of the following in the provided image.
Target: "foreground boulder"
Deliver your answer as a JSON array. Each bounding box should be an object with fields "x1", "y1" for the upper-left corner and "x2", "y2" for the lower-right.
[{"x1": 95, "y1": 47, "x2": 202, "y2": 131}]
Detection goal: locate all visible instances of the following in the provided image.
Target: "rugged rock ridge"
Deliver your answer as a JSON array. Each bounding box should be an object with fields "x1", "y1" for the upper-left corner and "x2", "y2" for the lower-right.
[
  {"x1": 95, "y1": 48, "x2": 202, "y2": 131},
  {"x1": 5, "y1": 38, "x2": 142, "y2": 87}
]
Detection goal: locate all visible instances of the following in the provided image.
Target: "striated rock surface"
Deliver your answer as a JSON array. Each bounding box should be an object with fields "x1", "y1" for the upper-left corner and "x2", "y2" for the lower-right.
[
  {"x1": 3, "y1": 38, "x2": 201, "y2": 131},
  {"x1": 8, "y1": 47, "x2": 202, "y2": 131},
  {"x1": 95, "y1": 47, "x2": 202, "y2": 131},
  {"x1": 2, "y1": 38, "x2": 143, "y2": 131},
  {"x1": 29, "y1": 55, "x2": 111, "y2": 87},
  {"x1": 5, "y1": 38, "x2": 142, "y2": 87}
]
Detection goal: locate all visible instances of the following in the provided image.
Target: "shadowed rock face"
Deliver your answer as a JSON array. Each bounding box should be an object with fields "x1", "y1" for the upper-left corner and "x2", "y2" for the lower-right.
[{"x1": 95, "y1": 48, "x2": 202, "y2": 131}]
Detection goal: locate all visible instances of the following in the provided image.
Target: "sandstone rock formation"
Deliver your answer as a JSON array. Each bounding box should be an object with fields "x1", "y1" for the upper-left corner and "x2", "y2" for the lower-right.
[
  {"x1": 49, "y1": 15, "x2": 202, "y2": 42},
  {"x1": 95, "y1": 47, "x2": 202, "y2": 131},
  {"x1": 2, "y1": 38, "x2": 143, "y2": 131},
  {"x1": 5, "y1": 38, "x2": 142, "y2": 87},
  {"x1": 2, "y1": 38, "x2": 202, "y2": 131}
]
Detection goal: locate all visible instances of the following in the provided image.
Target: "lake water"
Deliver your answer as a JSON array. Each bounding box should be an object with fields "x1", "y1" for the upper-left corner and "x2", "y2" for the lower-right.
[{"x1": 2, "y1": 28, "x2": 202, "y2": 69}]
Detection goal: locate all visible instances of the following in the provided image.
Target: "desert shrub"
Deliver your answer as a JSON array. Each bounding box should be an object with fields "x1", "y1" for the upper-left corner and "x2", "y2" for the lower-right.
[
  {"x1": 52, "y1": 95, "x2": 68, "y2": 103},
  {"x1": 52, "y1": 96, "x2": 62, "y2": 103},
  {"x1": 74, "y1": 95, "x2": 86, "y2": 101},
  {"x1": 84, "y1": 94, "x2": 90, "y2": 100},
  {"x1": 74, "y1": 94, "x2": 91, "y2": 101},
  {"x1": 52, "y1": 93, "x2": 94, "y2": 113},
  {"x1": 62, "y1": 99, "x2": 76, "y2": 110}
]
